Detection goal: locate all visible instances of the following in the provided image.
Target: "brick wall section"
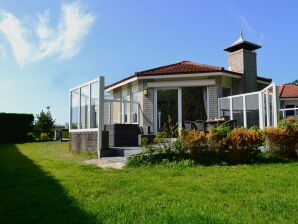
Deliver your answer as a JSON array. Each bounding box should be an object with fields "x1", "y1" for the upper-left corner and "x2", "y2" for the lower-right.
[
  {"x1": 228, "y1": 48, "x2": 257, "y2": 93},
  {"x1": 232, "y1": 78, "x2": 241, "y2": 95},
  {"x1": 138, "y1": 80, "x2": 154, "y2": 133},
  {"x1": 112, "y1": 88, "x2": 121, "y2": 123},
  {"x1": 208, "y1": 76, "x2": 222, "y2": 119},
  {"x1": 69, "y1": 131, "x2": 109, "y2": 152},
  {"x1": 69, "y1": 131, "x2": 98, "y2": 151}
]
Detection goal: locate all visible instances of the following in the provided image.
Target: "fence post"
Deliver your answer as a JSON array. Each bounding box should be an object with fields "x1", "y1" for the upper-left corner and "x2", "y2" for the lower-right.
[
  {"x1": 229, "y1": 97, "x2": 233, "y2": 120},
  {"x1": 272, "y1": 84, "x2": 279, "y2": 127}
]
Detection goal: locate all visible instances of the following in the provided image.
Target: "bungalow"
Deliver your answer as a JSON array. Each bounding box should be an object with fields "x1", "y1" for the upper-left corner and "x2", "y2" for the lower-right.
[
  {"x1": 279, "y1": 84, "x2": 298, "y2": 119},
  {"x1": 105, "y1": 33, "x2": 272, "y2": 134},
  {"x1": 69, "y1": 33, "x2": 279, "y2": 154}
]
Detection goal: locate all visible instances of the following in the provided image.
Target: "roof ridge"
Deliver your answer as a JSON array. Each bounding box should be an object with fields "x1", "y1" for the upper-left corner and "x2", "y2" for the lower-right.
[
  {"x1": 136, "y1": 61, "x2": 185, "y2": 74},
  {"x1": 187, "y1": 61, "x2": 224, "y2": 70}
]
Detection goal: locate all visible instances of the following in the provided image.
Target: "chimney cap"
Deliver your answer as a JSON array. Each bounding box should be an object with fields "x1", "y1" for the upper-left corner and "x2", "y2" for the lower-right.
[{"x1": 224, "y1": 31, "x2": 261, "y2": 52}]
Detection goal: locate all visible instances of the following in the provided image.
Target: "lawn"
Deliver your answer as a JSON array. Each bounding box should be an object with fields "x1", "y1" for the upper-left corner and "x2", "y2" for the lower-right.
[{"x1": 0, "y1": 142, "x2": 297, "y2": 223}]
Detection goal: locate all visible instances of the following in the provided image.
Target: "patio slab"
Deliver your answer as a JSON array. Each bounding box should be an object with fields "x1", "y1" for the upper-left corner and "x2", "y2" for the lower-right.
[{"x1": 83, "y1": 157, "x2": 127, "y2": 169}]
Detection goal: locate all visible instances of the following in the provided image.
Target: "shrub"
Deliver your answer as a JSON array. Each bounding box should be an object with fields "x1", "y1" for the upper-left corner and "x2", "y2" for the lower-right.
[
  {"x1": 62, "y1": 129, "x2": 69, "y2": 139},
  {"x1": 263, "y1": 119, "x2": 298, "y2": 158},
  {"x1": 225, "y1": 127, "x2": 262, "y2": 163},
  {"x1": 158, "y1": 116, "x2": 178, "y2": 138},
  {"x1": 180, "y1": 129, "x2": 208, "y2": 155},
  {"x1": 0, "y1": 113, "x2": 34, "y2": 143},
  {"x1": 40, "y1": 133, "x2": 49, "y2": 141},
  {"x1": 207, "y1": 125, "x2": 231, "y2": 151}
]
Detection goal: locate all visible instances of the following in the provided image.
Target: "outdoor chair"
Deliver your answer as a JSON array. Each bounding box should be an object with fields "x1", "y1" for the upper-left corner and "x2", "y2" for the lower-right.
[
  {"x1": 194, "y1": 120, "x2": 206, "y2": 132},
  {"x1": 184, "y1": 121, "x2": 193, "y2": 130}
]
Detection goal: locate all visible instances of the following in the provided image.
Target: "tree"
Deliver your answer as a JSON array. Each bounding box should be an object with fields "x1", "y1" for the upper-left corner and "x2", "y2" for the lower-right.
[
  {"x1": 291, "y1": 80, "x2": 298, "y2": 85},
  {"x1": 35, "y1": 107, "x2": 55, "y2": 134}
]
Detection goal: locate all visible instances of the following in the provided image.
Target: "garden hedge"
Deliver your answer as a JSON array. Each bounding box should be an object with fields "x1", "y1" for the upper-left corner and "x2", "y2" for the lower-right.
[{"x1": 0, "y1": 113, "x2": 34, "y2": 143}]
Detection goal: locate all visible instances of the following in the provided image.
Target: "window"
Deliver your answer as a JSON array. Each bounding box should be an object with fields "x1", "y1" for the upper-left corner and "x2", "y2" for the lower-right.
[
  {"x1": 80, "y1": 85, "x2": 89, "y2": 129},
  {"x1": 222, "y1": 87, "x2": 231, "y2": 97},
  {"x1": 90, "y1": 82, "x2": 99, "y2": 128},
  {"x1": 131, "y1": 92, "x2": 138, "y2": 123},
  {"x1": 286, "y1": 105, "x2": 295, "y2": 117},
  {"x1": 71, "y1": 89, "x2": 79, "y2": 129}
]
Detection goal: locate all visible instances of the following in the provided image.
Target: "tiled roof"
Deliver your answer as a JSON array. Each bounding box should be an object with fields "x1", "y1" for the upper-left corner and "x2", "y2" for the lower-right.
[
  {"x1": 135, "y1": 61, "x2": 234, "y2": 76},
  {"x1": 105, "y1": 61, "x2": 271, "y2": 90},
  {"x1": 279, "y1": 84, "x2": 298, "y2": 98}
]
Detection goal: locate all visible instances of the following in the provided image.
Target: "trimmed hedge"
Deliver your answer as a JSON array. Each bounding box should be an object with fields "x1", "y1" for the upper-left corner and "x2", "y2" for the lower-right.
[{"x1": 0, "y1": 113, "x2": 34, "y2": 143}]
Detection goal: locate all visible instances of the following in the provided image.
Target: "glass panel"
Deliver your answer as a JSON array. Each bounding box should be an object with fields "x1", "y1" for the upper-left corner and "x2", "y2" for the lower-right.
[
  {"x1": 219, "y1": 98, "x2": 230, "y2": 120},
  {"x1": 246, "y1": 94, "x2": 259, "y2": 128},
  {"x1": 157, "y1": 89, "x2": 178, "y2": 132},
  {"x1": 131, "y1": 92, "x2": 138, "y2": 123},
  {"x1": 232, "y1": 96, "x2": 244, "y2": 127},
  {"x1": 182, "y1": 87, "x2": 206, "y2": 122},
  {"x1": 123, "y1": 96, "x2": 128, "y2": 123},
  {"x1": 80, "y1": 85, "x2": 89, "y2": 129},
  {"x1": 71, "y1": 89, "x2": 79, "y2": 129},
  {"x1": 262, "y1": 92, "x2": 267, "y2": 127},
  {"x1": 268, "y1": 88, "x2": 273, "y2": 126},
  {"x1": 91, "y1": 82, "x2": 99, "y2": 128}
]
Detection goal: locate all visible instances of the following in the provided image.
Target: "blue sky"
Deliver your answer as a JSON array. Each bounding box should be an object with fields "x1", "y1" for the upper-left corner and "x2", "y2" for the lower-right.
[{"x1": 0, "y1": 0, "x2": 297, "y2": 124}]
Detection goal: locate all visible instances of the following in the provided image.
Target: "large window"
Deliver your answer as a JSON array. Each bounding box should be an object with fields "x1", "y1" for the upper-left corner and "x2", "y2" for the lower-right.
[
  {"x1": 90, "y1": 82, "x2": 99, "y2": 128},
  {"x1": 80, "y1": 85, "x2": 89, "y2": 129},
  {"x1": 131, "y1": 91, "x2": 138, "y2": 123},
  {"x1": 71, "y1": 89, "x2": 79, "y2": 129}
]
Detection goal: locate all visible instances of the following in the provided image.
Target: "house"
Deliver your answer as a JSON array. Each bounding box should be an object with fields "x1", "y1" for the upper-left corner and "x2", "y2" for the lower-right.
[
  {"x1": 105, "y1": 33, "x2": 272, "y2": 134},
  {"x1": 279, "y1": 84, "x2": 298, "y2": 119}
]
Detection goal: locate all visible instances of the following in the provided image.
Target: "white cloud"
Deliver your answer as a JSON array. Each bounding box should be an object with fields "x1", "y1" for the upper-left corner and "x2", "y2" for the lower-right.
[
  {"x1": 0, "y1": 1, "x2": 95, "y2": 67},
  {"x1": 239, "y1": 15, "x2": 264, "y2": 45}
]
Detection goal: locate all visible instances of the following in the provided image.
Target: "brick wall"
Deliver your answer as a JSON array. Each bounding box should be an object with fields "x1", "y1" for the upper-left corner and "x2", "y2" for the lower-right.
[
  {"x1": 138, "y1": 80, "x2": 154, "y2": 133},
  {"x1": 208, "y1": 76, "x2": 222, "y2": 119},
  {"x1": 69, "y1": 131, "x2": 109, "y2": 152},
  {"x1": 228, "y1": 48, "x2": 257, "y2": 93}
]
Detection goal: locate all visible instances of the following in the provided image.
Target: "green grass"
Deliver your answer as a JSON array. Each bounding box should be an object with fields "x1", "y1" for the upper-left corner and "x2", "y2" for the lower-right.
[{"x1": 0, "y1": 142, "x2": 297, "y2": 223}]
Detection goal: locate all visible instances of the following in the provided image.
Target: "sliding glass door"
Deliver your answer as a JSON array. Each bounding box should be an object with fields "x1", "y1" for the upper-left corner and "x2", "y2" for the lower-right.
[
  {"x1": 157, "y1": 89, "x2": 178, "y2": 131},
  {"x1": 182, "y1": 87, "x2": 207, "y2": 122},
  {"x1": 154, "y1": 86, "x2": 207, "y2": 133}
]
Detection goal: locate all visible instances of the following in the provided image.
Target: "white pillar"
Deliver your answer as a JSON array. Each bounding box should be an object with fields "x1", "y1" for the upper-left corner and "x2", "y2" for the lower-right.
[
  {"x1": 258, "y1": 93, "x2": 264, "y2": 129},
  {"x1": 272, "y1": 84, "x2": 279, "y2": 127},
  {"x1": 153, "y1": 88, "x2": 158, "y2": 134},
  {"x1": 178, "y1": 88, "x2": 182, "y2": 133},
  {"x1": 69, "y1": 90, "x2": 72, "y2": 130},
  {"x1": 229, "y1": 97, "x2": 233, "y2": 120},
  {"x1": 78, "y1": 88, "x2": 81, "y2": 129},
  {"x1": 97, "y1": 76, "x2": 105, "y2": 159},
  {"x1": 243, "y1": 95, "x2": 247, "y2": 128}
]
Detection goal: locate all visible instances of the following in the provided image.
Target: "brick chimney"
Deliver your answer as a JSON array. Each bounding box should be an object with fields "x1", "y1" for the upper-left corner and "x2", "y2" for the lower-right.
[{"x1": 224, "y1": 32, "x2": 261, "y2": 93}]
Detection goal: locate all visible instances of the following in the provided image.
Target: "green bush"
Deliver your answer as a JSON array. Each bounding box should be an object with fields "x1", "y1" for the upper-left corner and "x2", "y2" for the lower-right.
[
  {"x1": 40, "y1": 133, "x2": 49, "y2": 141},
  {"x1": 62, "y1": 129, "x2": 69, "y2": 139},
  {"x1": 0, "y1": 113, "x2": 34, "y2": 143},
  {"x1": 225, "y1": 127, "x2": 262, "y2": 163},
  {"x1": 263, "y1": 118, "x2": 298, "y2": 158}
]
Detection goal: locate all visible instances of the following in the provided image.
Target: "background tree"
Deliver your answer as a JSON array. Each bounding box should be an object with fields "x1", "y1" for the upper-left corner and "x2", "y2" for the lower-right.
[
  {"x1": 35, "y1": 107, "x2": 55, "y2": 134},
  {"x1": 291, "y1": 80, "x2": 298, "y2": 85}
]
